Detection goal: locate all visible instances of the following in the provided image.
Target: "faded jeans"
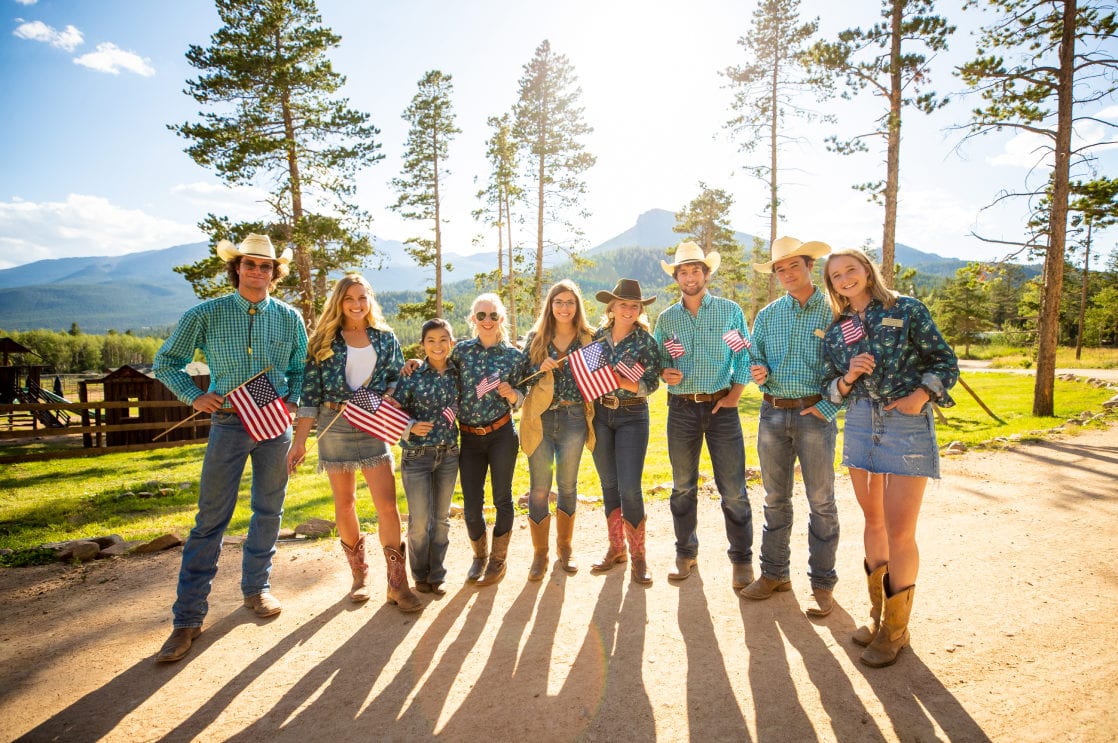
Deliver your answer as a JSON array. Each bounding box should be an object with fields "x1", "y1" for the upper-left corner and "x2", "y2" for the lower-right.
[
  {"x1": 591, "y1": 401, "x2": 650, "y2": 526},
  {"x1": 401, "y1": 444, "x2": 459, "y2": 584},
  {"x1": 173, "y1": 411, "x2": 290, "y2": 628},
  {"x1": 667, "y1": 396, "x2": 753, "y2": 564},
  {"x1": 527, "y1": 405, "x2": 587, "y2": 522},
  {"x1": 756, "y1": 401, "x2": 839, "y2": 590}
]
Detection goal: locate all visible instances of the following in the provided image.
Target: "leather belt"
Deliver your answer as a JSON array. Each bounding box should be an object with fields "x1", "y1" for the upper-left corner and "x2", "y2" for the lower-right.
[
  {"x1": 323, "y1": 401, "x2": 344, "y2": 411},
  {"x1": 670, "y1": 389, "x2": 729, "y2": 404},
  {"x1": 547, "y1": 399, "x2": 581, "y2": 411},
  {"x1": 460, "y1": 412, "x2": 511, "y2": 436},
  {"x1": 598, "y1": 395, "x2": 647, "y2": 410},
  {"x1": 763, "y1": 393, "x2": 822, "y2": 410}
]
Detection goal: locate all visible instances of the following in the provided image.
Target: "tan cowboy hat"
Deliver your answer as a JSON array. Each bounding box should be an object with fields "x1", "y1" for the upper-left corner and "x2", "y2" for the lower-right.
[
  {"x1": 752, "y1": 236, "x2": 831, "y2": 273},
  {"x1": 595, "y1": 278, "x2": 656, "y2": 306},
  {"x1": 215, "y1": 233, "x2": 293, "y2": 265},
  {"x1": 660, "y1": 241, "x2": 721, "y2": 277}
]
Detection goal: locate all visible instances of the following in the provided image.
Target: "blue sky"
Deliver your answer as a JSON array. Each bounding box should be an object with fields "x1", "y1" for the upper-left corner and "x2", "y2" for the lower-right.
[{"x1": 1, "y1": 0, "x2": 1115, "y2": 271}]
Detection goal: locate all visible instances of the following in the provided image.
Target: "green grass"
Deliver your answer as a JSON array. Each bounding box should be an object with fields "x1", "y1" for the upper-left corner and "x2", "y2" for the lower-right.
[
  {"x1": 0, "y1": 374, "x2": 1113, "y2": 554},
  {"x1": 966, "y1": 344, "x2": 1118, "y2": 370}
]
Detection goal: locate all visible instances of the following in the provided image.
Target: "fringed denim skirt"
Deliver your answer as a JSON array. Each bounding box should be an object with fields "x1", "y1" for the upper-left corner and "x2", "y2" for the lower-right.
[
  {"x1": 315, "y1": 408, "x2": 393, "y2": 473},
  {"x1": 842, "y1": 396, "x2": 940, "y2": 479}
]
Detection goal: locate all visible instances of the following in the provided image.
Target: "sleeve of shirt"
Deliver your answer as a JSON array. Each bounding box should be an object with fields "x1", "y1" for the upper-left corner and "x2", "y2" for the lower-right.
[
  {"x1": 730, "y1": 304, "x2": 754, "y2": 386},
  {"x1": 909, "y1": 299, "x2": 959, "y2": 405},
  {"x1": 750, "y1": 310, "x2": 769, "y2": 374},
  {"x1": 821, "y1": 331, "x2": 847, "y2": 406},
  {"x1": 153, "y1": 308, "x2": 205, "y2": 405},
  {"x1": 284, "y1": 313, "x2": 308, "y2": 405},
  {"x1": 652, "y1": 315, "x2": 672, "y2": 369},
  {"x1": 296, "y1": 358, "x2": 320, "y2": 419},
  {"x1": 383, "y1": 332, "x2": 404, "y2": 393},
  {"x1": 512, "y1": 335, "x2": 537, "y2": 393},
  {"x1": 814, "y1": 398, "x2": 841, "y2": 422}
]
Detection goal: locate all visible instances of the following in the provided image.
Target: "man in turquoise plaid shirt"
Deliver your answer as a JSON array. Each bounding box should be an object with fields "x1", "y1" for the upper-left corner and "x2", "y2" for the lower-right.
[
  {"x1": 741, "y1": 236, "x2": 840, "y2": 618},
  {"x1": 653, "y1": 241, "x2": 756, "y2": 590}
]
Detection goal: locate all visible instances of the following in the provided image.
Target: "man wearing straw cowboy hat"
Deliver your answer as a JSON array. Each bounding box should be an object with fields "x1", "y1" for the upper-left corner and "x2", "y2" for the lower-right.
[
  {"x1": 653, "y1": 241, "x2": 756, "y2": 590},
  {"x1": 741, "y1": 236, "x2": 840, "y2": 617},
  {"x1": 153, "y1": 234, "x2": 307, "y2": 662}
]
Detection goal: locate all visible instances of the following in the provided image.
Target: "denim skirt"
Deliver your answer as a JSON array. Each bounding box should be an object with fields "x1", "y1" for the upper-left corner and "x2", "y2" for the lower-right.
[
  {"x1": 842, "y1": 396, "x2": 940, "y2": 479},
  {"x1": 316, "y1": 408, "x2": 393, "y2": 473}
]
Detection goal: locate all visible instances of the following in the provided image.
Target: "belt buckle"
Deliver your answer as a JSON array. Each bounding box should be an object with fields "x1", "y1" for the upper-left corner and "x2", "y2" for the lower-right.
[{"x1": 601, "y1": 395, "x2": 619, "y2": 410}]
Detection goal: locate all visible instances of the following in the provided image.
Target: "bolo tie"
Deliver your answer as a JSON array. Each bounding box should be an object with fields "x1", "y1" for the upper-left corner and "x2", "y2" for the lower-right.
[{"x1": 247, "y1": 304, "x2": 258, "y2": 355}]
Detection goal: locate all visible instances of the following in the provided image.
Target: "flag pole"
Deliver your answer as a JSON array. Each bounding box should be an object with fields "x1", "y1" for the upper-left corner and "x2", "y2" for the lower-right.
[
  {"x1": 153, "y1": 366, "x2": 274, "y2": 441},
  {"x1": 516, "y1": 354, "x2": 570, "y2": 387}
]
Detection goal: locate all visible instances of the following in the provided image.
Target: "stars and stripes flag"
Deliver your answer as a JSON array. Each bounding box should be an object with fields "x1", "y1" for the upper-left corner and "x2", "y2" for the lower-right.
[
  {"x1": 840, "y1": 318, "x2": 866, "y2": 345},
  {"x1": 475, "y1": 372, "x2": 501, "y2": 399},
  {"x1": 569, "y1": 340, "x2": 618, "y2": 401},
  {"x1": 226, "y1": 374, "x2": 291, "y2": 442},
  {"x1": 664, "y1": 334, "x2": 685, "y2": 359},
  {"x1": 343, "y1": 388, "x2": 412, "y2": 444},
  {"x1": 614, "y1": 355, "x2": 646, "y2": 384},
  {"x1": 441, "y1": 403, "x2": 458, "y2": 425},
  {"x1": 722, "y1": 329, "x2": 751, "y2": 353}
]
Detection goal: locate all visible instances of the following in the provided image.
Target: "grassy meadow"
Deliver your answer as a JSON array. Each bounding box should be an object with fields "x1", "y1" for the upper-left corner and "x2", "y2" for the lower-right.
[{"x1": 0, "y1": 372, "x2": 1113, "y2": 556}]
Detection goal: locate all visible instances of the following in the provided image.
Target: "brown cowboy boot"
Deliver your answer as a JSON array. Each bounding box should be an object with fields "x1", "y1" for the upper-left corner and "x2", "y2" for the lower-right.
[
  {"x1": 527, "y1": 515, "x2": 551, "y2": 582},
  {"x1": 624, "y1": 517, "x2": 653, "y2": 585},
  {"x1": 861, "y1": 579, "x2": 914, "y2": 668},
  {"x1": 477, "y1": 530, "x2": 510, "y2": 586},
  {"x1": 555, "y1": 509, "x2": 578, "y2": 573},
  {"x1": 341, "y1": 534, "x2": 371, "y2": 602},
  {"x1": 467, "y1": 533, "x2": 488, "y2": 582},
  {"x1": 591, "y1": 508, "x2": 627, "y2": 572},
  {"x1": 383, "y1": 544, "x2": 423, "y2": 613},
  {"x1": 853, "y1": 561, "x2": 888, "y2": 646}
]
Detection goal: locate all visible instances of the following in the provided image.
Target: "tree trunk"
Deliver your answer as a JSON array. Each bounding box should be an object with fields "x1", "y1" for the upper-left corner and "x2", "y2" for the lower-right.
[
  {"x1": 881, "y1": 0, "x2": 904, "y2": 290},
  {"x1": 768, "y1": 37, "x2": 779, "y2": 303},
  {"x1": 504, "y1": 190, "x2": 517, "y2": 339},
  {"x1": 432, "y1": 128, "x2": 443, "y2": 318},
  {"x1": 1033, "y1": 0, "x2": 1076, "y2": 417},
  {"x1": 535, "y1": 146, "x2": 545, "y2": 316},
  {"x1": 281, "y1": 79, "x2": 312, "y2": 329},
  {"x1": 1076, "y1": 221, "x2": 1091, "y2": 360}
]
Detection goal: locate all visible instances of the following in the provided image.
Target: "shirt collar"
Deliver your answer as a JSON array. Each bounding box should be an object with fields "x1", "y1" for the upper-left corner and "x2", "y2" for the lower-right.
[{"x1": 232, "y1": 293, "x2": 269, "y2": 314}]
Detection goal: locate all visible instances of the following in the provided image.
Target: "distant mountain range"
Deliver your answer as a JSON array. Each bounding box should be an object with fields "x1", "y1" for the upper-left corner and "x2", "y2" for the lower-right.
[{"x1": 0, "y1": 208, "x2": 1008, "y2": 333}]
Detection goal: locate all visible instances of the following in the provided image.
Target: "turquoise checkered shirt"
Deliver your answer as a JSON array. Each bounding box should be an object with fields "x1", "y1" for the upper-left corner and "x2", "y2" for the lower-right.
[
  {"x1": 750, "y1": 287, "x2": 839, "y2": 421},
  {"x1": 653, "y1": 292, "x2": 754, "y2": 394}
]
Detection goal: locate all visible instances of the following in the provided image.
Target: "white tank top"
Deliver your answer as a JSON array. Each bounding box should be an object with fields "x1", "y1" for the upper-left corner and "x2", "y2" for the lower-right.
[{"x1": 345, "y1": 344, "x2": 377, "y2": 390}]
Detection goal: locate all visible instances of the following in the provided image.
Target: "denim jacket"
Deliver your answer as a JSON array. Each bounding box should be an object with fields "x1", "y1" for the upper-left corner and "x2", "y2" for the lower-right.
[{"x1": 297, "y1": 327, "x2": 403, "y2": 418}]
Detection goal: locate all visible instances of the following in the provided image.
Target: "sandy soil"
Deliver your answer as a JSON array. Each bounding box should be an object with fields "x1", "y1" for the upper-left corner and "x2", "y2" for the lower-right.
[{"x1": 1, "y1": 423, "x2": 1116, "y2": 742}]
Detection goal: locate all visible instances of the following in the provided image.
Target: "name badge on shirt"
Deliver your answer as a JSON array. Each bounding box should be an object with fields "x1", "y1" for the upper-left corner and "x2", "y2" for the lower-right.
[
  {"x1": 813, "y1": 328, "x2": 825, "y2": 339},
  {"x1": 882, "y1": 318, "x2": 904, "y2": 328}
]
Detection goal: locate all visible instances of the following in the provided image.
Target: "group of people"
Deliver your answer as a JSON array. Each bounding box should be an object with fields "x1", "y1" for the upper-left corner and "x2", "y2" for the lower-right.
[{"x1": 152, "y1": 231, "x2": 957, "y2": 671}]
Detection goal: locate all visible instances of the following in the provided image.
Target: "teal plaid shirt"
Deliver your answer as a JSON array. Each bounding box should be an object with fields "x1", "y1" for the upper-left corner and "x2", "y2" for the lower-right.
[
  {"x1": 154, "y1": 292, "x2": 307, "y2": 408},
  {"x1": 653, "y1": 292, "x2": 754, "y2": 394},
  {"x1": 750, "y1": 287, "x2": 840, "y2": 421}
]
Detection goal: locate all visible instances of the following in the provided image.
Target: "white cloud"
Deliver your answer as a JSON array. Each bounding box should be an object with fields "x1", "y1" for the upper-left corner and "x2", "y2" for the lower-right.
[
  {"x1": 0, "y1": 194, "x2": 202, "y2": 269},
  {"x1": 13, "y1": 20, "x2": 83, "y2": 51},
  {"x1": 14, "y1": 0, "x2": 39, "y2": 5},
  {"x1": 73, "y1": 42, "x2": 154, "y2": 77},
  {"x1": 170, "y1": 181, "x2": 271, "y2": 221}
]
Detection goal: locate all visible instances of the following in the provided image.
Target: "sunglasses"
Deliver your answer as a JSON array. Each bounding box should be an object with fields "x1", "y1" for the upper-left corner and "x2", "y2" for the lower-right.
[{"x1": 475, "y1": 312, "x2": 500, "y2": 322}]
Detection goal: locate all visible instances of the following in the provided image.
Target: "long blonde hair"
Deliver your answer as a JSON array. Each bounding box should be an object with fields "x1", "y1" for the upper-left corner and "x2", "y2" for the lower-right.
[
  {"x1": 528, "y1": 280, "x2": 593, "y2": 365},
  {"x1": 467, "y1": 293, "x2": 511, "y2": 343},
  {"x1": 822, "y1": 248, "x2": 898, "y2": 319},
  {"x1": 307, "y1": 273, "x2": 391, "y2": 362},
  {"x1": 598, "y1": 299, "x2": 650, "y2": 333}
]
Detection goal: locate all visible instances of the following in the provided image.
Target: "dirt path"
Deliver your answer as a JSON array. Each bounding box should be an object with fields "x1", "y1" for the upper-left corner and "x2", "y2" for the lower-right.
[{"x1": 2, "y1": 424, "x2": 1117, "y2": 742}]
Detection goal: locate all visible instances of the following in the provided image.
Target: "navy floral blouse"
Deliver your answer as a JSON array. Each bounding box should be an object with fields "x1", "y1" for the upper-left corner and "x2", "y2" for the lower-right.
[
  {"x1": 821, "y1": 296, "x2": 958, "y2": 407},
  {"x1": 394, "y1": 361, "x2": 460, "y2": 448},
  {"x1": 450, "y1": 337, "x2": 524, "y2": 427},
  {"x1": 516, "y1": 331, "x2": 587, "y2": 404},
  {"x1": 593, "y1": 326, "x2": 662, "y2": 399},
  {"x1": 297, "y1": 327, "x2": 403, "y2": 418}
]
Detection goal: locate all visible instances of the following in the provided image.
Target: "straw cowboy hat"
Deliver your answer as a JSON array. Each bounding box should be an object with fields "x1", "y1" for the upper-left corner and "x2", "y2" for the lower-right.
[
  {"x1": 216, "y1": 233, "x2": 293, "y2": 265},
  {"x1": 660, "y1": 241, "x2": 721, "y2": 277},
  {"x1": 595, "y1": 278, "x2": 656, "y2": 306},
  {"x1": 752, "y1": 236, "x2": 831, "y2": 273}
]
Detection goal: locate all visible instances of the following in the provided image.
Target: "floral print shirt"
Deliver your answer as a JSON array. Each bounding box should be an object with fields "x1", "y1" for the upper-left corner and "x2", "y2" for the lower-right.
[
  {"x1": 516, "y1": 331, "x2": 588, "y2": 404},
  {"x1": 297, "y1": 327, "x2": 403, "y2": 418},
  {"x1": 593, "y1": 326, "x2": 662, "y2": 399},
  {"x1": 394, "y1": 361, "x2": 460, "y2": 448},
  {"x1": 450, "y1": 337, "x2": 524, "y2": 427}
]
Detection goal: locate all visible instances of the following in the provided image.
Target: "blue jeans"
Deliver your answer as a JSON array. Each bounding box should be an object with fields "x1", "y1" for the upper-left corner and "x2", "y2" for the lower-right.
[
  {"x1": 458, "y1": 422, "x2": 517, "y2": 541},
  {"x1": 527, "y1": 405, "x2": 588, "y2": 522},
  {"x1": 401, "y1": 445, "x2": 459, "y2": 584},
  {"x1": 667, "y1": 395, "x2": 753, "y2": 563},
  {"x1": 756, "y1": 401, "x2": 839, "y2": 589},
  {"x1": 173, "y1": 411, "x2": 290, "y2": 628},
  {"x1": 591, "y1": 401, "x2": 650, "y2": 526}
]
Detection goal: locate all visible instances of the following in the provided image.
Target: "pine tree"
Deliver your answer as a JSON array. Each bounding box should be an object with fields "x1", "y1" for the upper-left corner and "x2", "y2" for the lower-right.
[
  {"x1": 957, "y1": 0, "x2": 1117, "y2": 415},
  {"x1": 1067, "y1": 177, "x2": 1118, "y2": 358},
  {"x1": 390, "y1": 70, "x2": 460, "y2": 320},
  {"x1": 672, "y1": 184, "x2": 749, "y2": 311},
  {"x1": 170, "y1": 0, "x2": 382, "y2": 328},
  {"x1": 512, "y1": 40, "x2": 597, "y2": 313},
  {"x1": 804, "y1": 0, "x2": 954, "y2": 289},
  {"x1": 934, "y1": 263, "x2": 993, "y2": 356}
]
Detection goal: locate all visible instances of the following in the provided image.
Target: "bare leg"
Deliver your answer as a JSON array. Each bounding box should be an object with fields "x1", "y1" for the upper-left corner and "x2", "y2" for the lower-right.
[
  {"x1": 850, "y1": 467, "x2": 888, "y2": 571},
  {"x1": 361, "y1": 462, "x2": 402, "y2": 549},
  {"x1": 328, "y1": 470, "x2": 361, "y2": 546},
  {"x1": 881, "y1": 474, "x2": 927, "y2": 591}
]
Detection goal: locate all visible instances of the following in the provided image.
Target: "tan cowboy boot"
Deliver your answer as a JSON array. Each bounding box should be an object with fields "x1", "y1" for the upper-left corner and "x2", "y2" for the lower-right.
[
  {"x1": 555, "y1": 509, "x2": 578, "y2": 573},
  {"x1": 341, "y1": 534, "x2": 371, "y2": 602},
  {"x1": 624, "y1": 517, "x2": 653, "y2": 585},
  {"x1": 383, "y1": 544, "x2": 423, "y2": 613},
  {"x1": 467, "y1": 533, "x2": 488, "y2": 583},
  {"x1": 527, "y1": 515, "x2": 551, "y2": 582},
  {"x1": 861, "y1": 580, "x2": 915, "y2": 668},
  {"x1": 476, "y1": 530, "x2": 510, "y2": 586},
  {"x1": 853, "y1": 561, "x2": 888, "y2": 646},
  {"x1": 591, "y1": 508, "x2": 627, "y2": 572}
]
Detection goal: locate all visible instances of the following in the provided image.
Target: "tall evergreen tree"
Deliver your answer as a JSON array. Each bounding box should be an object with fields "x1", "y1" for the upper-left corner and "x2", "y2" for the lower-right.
[
  {"x1": 170, "y1": 0, "x2": 382, "y2": 328},
  {"x1": 672, "y1": 184, "x2": 749, "y2": 310},
  {"x1": 957, "y1": 0, "x2": 1117, "y2": 415},
  {"x1": 804, "y1": 0, "x2": 954, "y2": 289},
  {"x1": 723, "y1": 0, "x2": 827, "y2": 301},
  {"x1": 512, "y1": 39, "x2": 597, "y2": 313},
  {"x1": 390, "y1": 69, "x2": 460, "y2": 319},
  {"x1": 934, "y1": 263, "x2": 993, "y2": 356},
  {"x1": 1068, "y1": 177, "x2": 1118, "y2": 358}
]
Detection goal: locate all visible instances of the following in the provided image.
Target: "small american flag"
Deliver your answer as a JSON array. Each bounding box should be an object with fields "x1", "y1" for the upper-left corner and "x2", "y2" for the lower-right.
[
  {"x1": 569, "y1": 341, "x2": 618, "y2": 401},
  {"x1": 664, "y1": 334, "x2": 685, "y2": 359},
  {"x1": 343, "y1": 388, "x2": 412, "y2": 444},
  {"x1": 441, "y1": 403, "x2": 458, "y2": 425},
  {"x1": 614, "y1": 355, "x2": 646, "y2": 384},
  {"x1": 226, "y1": 374, "x2": 291, "y2": 442},
  {"x1": 475, "y1": 372, "x2": 501, "y2": 399},
  {"x1": 722, "y1": 329, "x2": 751, "y2": 352},
  {"x1": 840, "y1": 318, "x2": 865, "y2": 345}
]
